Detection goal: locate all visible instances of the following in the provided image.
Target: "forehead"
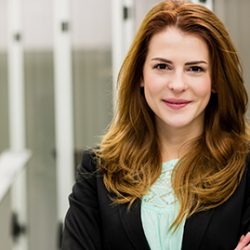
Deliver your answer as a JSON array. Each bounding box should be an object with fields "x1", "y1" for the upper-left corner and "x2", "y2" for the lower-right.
[{"x1": 146, "y1": 27, "x2": 209, "y2": 62}]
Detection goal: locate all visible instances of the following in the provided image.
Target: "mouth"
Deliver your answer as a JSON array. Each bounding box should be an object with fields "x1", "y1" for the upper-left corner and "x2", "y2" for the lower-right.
[{"x1": 162, "y1": 98, "x2": 192, "y2": 109}]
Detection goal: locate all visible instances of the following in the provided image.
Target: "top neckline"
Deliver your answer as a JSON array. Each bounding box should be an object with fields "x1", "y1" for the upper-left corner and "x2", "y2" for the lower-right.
[{"x1": 162, "y1": 159, "x2": 179, "y2": 170}]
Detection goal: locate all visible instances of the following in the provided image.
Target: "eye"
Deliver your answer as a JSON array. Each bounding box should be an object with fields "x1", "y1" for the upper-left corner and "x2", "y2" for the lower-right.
[
  {"x1": 188, "y1": 66, "x2": 204, "y2": 73},
  {"x1": 153, "y1": 63, "x2": 171, "y2": 70}
]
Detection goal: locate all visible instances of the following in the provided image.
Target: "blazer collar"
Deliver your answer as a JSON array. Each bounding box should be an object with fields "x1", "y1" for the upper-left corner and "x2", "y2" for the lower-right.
[{"x1": 119, "y1": 200, "x2": 150, "y2": 250}]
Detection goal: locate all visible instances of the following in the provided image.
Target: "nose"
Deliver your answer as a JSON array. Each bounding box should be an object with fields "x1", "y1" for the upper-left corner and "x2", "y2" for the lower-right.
[{"x1": 168, "y1": 70, "x2": 187, "y2": 92}]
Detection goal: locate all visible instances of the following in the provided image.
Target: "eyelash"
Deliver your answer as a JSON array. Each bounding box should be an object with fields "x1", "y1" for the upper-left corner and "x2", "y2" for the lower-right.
[{"x1": 153, "y1": 64, "x2": 205, "y2": 73}]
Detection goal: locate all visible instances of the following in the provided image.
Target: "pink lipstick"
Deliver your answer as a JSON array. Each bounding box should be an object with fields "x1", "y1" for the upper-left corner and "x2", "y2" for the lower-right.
[{"x1": 162, "y1": 98, "x2": 191, "y2": 110}]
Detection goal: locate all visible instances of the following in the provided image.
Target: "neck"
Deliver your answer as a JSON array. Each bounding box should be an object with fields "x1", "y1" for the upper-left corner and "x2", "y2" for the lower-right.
[
  {"x1": 160, "y1": 134, "x2": 189, "y2": 162},
  {"x1": 158, "y1": 124, "x2": 203, "y2": 162}
]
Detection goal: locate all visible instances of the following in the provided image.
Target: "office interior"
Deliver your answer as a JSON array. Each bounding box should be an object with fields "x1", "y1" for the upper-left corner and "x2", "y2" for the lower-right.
[{"x1": 0, "y1": 0, "x2": 249, "y2": 250}]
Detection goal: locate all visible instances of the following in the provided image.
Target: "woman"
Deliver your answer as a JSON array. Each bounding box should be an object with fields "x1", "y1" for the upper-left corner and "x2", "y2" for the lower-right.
[{"x1": 62, "y1": 1, "x2": 250, "y2": 249}]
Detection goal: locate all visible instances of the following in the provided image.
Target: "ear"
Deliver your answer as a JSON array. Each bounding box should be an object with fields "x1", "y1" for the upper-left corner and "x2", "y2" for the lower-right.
[{"x1": 140, "y1": 80, "x2": 144, "y2": 87}]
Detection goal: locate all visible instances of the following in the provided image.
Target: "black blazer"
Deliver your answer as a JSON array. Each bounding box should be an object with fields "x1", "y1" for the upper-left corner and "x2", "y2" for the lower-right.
[{"x1": 62, "y1": 150, "x2": 250, "y2": 250}]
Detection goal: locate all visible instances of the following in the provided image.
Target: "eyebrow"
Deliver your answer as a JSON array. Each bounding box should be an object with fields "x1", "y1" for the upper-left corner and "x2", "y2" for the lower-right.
[{"x1": 151, "y1": 57, "x2": 208, "y2": 65}]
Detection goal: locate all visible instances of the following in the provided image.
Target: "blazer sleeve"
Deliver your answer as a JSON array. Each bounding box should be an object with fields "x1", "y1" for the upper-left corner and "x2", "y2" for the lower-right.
[{"x1": 62, "y1": 150, "x2": 103, "y2": 250}]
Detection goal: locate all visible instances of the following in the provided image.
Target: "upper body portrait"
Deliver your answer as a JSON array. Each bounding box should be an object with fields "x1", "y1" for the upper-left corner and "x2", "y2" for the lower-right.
[{"x1": 62, "y1": 0, "x2": 250, "y2": 249}]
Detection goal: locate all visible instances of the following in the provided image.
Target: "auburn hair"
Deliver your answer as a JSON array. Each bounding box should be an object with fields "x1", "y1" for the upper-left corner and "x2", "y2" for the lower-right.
[{"x1": 96, "y1": 0, "x2": 250, "y2": 227}]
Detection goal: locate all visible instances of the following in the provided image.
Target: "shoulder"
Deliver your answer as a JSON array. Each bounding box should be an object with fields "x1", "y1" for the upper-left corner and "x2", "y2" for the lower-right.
[
  {"x1": 80, "y1": 149, "x2": 98, "y2": 170},
  {"x1": 241, "y1": 152, "x2": 250, "y2": 209},
  {"x1": 245, "y1": 153, "x2": 250, "y2": 186},
  {"x1": 244, "y1": 152, "x2": 250, "y2": 182},
  {"x1": 76, "y1": 149, "x2": 100, "y2": 182},
  {"x1": 69, "y1": 149, "x2": 102, "y2": 206}
]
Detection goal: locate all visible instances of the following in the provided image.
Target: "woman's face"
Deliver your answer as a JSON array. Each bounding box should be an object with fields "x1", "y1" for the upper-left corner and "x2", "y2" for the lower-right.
[{"x1": 142, "y1": 26, "x2": 211, "y2": 136}]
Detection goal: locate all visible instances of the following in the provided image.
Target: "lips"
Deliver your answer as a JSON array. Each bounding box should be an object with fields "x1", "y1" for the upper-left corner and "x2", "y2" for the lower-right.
[{"x1": 162, "y1": 98, "x2": 192, "y2": 110}]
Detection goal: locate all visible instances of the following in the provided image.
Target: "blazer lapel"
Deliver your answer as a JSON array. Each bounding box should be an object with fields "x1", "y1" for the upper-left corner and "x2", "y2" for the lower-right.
[
  {"x1": 182, "y1": 209, "x2": 214, "y2": 250},
  {"x1": 118, "y1": 198, "x2": 214, "y2": 250},
  {"x1": 119, "y1": 200, "x2": 150, "y2": 250}
]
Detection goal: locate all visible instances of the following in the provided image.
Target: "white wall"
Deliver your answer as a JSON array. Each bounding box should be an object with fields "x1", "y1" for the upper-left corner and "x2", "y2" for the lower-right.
[
  {"x1": 0, "y1": 0, "x2": 112, "y2": 50},
  {"x1": 71, "y1": 0, "x2": 111, "y2": 49},
  {"x1": 22, "y1": 0, "x2": 53, "y2": 49},
  {"x1": 0, "y1": 1, "x2": 8, "y2": 50}
]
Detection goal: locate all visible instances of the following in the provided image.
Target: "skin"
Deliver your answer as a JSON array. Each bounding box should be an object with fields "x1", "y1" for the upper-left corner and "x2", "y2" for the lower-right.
[
  {"x1": 142, "y1": 26, "x2": 211, "y2": 161},
  {"x1": 235, "y1": 233, "x2": 250, "y2": 250}
]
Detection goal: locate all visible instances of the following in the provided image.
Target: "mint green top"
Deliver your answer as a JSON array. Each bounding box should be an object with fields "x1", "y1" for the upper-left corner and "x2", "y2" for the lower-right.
[{"x1": 141, "y1": 159, "x2": 185, "y2": 250}]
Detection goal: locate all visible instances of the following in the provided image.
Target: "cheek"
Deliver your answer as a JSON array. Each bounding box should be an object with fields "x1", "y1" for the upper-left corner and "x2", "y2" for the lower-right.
[
  {"x1": 194, "y1": 78, "x2": 212, "y2": 99},
  {"x1": 144, "y1": 83, "x2": 159, "y2": 95},
  {"x1": 143, "y1": 73, "x2": 164, "y2": 95},
  {"x1": 143, "y1": 79, "x2": 160, "y2": 109},
  {"x1": 144, "y1": 82, "x2": 161, "y2": 106}
]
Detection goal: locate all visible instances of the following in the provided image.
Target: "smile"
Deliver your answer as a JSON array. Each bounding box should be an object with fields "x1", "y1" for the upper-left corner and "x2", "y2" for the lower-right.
[{"x1": 162, "y1": 99, "x2": 192, "y2": 110}]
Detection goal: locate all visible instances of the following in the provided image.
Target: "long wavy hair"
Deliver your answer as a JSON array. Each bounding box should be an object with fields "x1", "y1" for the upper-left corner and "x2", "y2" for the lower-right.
[{"x1": 96, "y1": 0, "x2": 250, "y2": 227}]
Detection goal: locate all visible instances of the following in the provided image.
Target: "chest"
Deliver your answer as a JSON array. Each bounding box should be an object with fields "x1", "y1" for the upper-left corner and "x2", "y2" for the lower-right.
[{"x1": 97, "y1": 170, "x2": 247, "y2": 250}]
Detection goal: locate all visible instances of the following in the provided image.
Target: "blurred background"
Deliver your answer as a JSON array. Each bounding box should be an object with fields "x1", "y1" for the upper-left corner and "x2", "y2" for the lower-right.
[{"x1": 0, "y1": 0, "x2": 249, "y2": 249}]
